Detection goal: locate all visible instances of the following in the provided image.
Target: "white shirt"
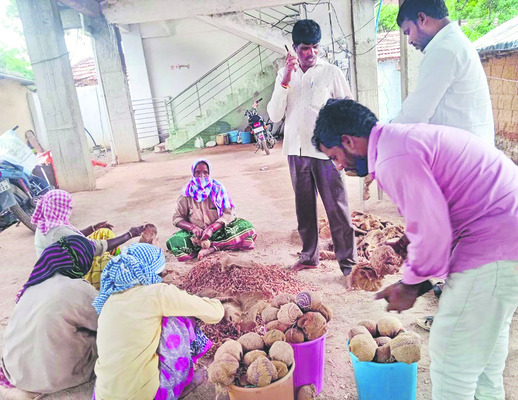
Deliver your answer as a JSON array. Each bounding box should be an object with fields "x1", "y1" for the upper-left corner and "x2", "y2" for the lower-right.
[
  {"x1": 392, "y1": 22, "x2": 495, "y2": 145},
  {"x1": 267, "y1": 58, "x2": 354, "y2": 159}
]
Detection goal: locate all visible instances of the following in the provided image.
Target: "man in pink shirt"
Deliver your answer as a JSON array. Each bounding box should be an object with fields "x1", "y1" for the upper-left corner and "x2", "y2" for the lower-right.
[{"x1": 312, "y1": 98, "x2": 518, "y2": 400}]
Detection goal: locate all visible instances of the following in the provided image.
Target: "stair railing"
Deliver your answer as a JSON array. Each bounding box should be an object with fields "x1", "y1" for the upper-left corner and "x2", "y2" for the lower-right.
[
  {"x1": 244, "y1": 5, "x2": 301, "y2": 34},
  {"x1": 165, "y1": 42, "x2": 278, "y2": 132}
]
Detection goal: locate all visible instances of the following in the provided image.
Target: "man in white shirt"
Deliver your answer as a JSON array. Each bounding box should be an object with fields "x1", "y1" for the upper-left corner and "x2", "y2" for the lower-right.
[
  {"x1": 267, "y1": 19, "x2": 357, "y2": 275},
  {"x1": 392, "y1": 0, "x2": 494, "y2": 145}
]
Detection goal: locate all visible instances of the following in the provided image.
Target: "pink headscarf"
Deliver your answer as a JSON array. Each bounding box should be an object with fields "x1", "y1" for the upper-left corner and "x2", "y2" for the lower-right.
[{"x1": 31, "y1": 189, "x2": 80, "y2": 235}]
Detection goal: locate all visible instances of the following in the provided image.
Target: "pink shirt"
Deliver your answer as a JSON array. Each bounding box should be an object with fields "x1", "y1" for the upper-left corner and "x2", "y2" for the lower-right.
[{"x1": 368, "y1": 123, "x2": 518, "y2": 284}]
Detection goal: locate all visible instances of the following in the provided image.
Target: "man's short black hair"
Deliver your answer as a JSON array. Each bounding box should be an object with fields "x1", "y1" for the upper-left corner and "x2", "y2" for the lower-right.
[
  {"x1": 312, "y1": 99, "x2": 379, "y2": 151},
  {"x1": 292, "y1": 19, "x2": 321, "y2": 46},
  {"x1": 397, "y1": 0, "x2": 449, "y2": 26}
]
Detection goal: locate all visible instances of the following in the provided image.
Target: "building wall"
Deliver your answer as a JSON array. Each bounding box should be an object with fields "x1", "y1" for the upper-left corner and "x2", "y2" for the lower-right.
[
  {"x1": 482, "y1": 52, "x2": 518, "y2": 163},
  {"x1": 76, "y1": 86, "x2": 112, "y2": 148},
  {"x1": 0, "y1": 79, "x2": 35, "y2": 140},
  {"x1": 377, "y1": 59, "x2": 401, "y2": 122}
]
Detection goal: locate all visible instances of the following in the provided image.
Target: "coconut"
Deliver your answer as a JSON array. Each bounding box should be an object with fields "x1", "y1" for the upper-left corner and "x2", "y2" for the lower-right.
[
  {"x1": 349, "y1": 333, "x2": 377, "y2": 362},
  {"x1": 264, "y1": 329, "x2": 286, "y2": 347},
  {"x1": 237, "y1": 373, "x2": 249, "y2": 387},
  {"x1": 348, "y1": 325, "x2": 371, "y2": 340},
  {"x1": 269, "y1": 341, "x2": 295, "y2": 366},
  {"x1": 208, "y1": 354, "x2": 240, "y2": 386},
  {"x1": 214, "y1": 339, "x2": 243, "y2": 361},
  {"x1": 297, "y1": 312, "x2": 328, "y2": 341},
  {"x1": 390, "y1": 332, "x2": 421, "y2": 364},
  {"x1": 265, "y1": 320, "x2": 291, "y2": 333},
  {"x1": 310, "y1": 303, "x2": 333, "y2": 322},
  {"x1": 243, "y1": 350, "x2": 267, "y2": 366},
  {"x1": 285, "y1": 327, "x2": 305, "y2": 343},
  {"x1": 246, "y1": 356, "x2": 278, "y2": 387},
  {"x1": 200, "y1": 239, "x2": 211, "y2": 249},
  {"x1": 297, "y1": 384, "x2": 317, "y2": 400},
  {"x1": 271, "y1": 361, "x2": 289, "y2": 380},
  {"x1": 374, "y1": 336, "x2": 391, "y2": 347},
  {"x1": 357, "y1": 319, "x2": 378, "y2": 337},
  {"x1": 377, "y1": 316, "x2": 403, "y2": 338},
  {"x1": 271, "y1": 293, "x2": 295, "y2": 308},
  {"x1": 296, "y1": 291, "x2": 322, "y2": 312},
  {"x1": 261, "y1": 306, "x2": 280, "y2": 324},
  {"x1": 374, "y1": 342, "x2": 394, "y2": 363},
  {"x1": 238, "y1": 332, "x2": 264, "y2": 353},
  {"x1": 277, "y1": 303, "x2": 303, "y2": 326}
]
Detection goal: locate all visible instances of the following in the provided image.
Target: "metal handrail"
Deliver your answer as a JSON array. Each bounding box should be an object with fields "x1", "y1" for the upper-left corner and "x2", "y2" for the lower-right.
[{"x1": 244, "y1": 5, "x2": 300, "y2": 33}]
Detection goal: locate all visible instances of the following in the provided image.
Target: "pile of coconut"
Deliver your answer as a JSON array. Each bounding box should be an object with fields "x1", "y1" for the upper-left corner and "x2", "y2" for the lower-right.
[
  {"x1": 261, "y1": 291, "x2": 331, "y2": 343},
  {"x1": 348, "y1": 316, "x2": 422, "y2": 364}
]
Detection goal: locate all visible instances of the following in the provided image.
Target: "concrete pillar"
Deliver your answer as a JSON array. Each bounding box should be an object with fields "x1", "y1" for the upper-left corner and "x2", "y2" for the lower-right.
[
  {"x1": 121, "y1": 24, "x2": 160, "y2": 149},
  {"x1": 351, "y1": 0, "x2": 379, "y2": 115},
  {"x1": 16, "y1": 0, "x2": 95, "y2": 192},
  {"x1": 399, "y1": 0, "x2": 421, "y2": 100},
  {"x1": 91, "y1": 15, "x2": 141, "y2": 163}
]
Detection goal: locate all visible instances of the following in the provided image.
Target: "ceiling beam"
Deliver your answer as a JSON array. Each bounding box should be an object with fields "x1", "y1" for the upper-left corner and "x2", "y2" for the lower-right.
[
  {"x1": 57, "y1": 0, "x2": 100, "y2": 18},
  {"x1": 101, "y1": 0, "x2": 316, "y2": 25}
]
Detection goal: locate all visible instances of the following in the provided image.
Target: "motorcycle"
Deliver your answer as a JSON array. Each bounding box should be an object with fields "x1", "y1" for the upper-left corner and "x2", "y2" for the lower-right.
[
  {"x1": 0, "y1": 126, "x2": 54, "y2": 231},
  {"x1": 244, "y1": 98, "x2": 276, "y2": 155}
]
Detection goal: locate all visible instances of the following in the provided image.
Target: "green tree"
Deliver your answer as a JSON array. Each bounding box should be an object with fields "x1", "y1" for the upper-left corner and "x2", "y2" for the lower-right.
[{"x1": 378, "y1": 3, "x2": 400, "y2": 32}]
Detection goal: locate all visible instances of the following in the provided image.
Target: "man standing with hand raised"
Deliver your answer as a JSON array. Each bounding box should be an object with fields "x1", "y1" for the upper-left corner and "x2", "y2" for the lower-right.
[{"x1": 267, "y1": 19, "x2": 357, "y2": 276}]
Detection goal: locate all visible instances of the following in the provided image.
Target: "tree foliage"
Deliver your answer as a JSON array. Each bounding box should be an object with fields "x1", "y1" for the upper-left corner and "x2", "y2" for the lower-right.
[{"x1": 377, "y1": 0, "x2": 517, "y2": 41}]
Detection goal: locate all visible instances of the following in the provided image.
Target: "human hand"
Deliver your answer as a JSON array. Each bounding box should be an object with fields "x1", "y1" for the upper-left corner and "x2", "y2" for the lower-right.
[
  {"x1": 201, "y1": 225, "x2": 215, "y2": 241},
  {"x1": 94, "y1": 221, "x2": 114, "y2": 231},
  {"x1": 281, "y1": 52, "x2": 298, "y2": 86},
  {"x1": 128, "y1": 225, "x2": 146, "y2": 238},
  {"x1": 375, "y1": 282, "x2": 421, "y2": 313},
  {"x1": 191, "y1": 225, "x2": 204, "y2": 238},
  {"x1": 384, "y1": 236, "x2": 409, "y2": 258}
]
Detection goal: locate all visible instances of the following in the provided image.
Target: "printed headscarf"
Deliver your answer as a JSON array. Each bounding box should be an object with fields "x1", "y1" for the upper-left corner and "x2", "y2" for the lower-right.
[
  {"x1": 31, "y1": 189, "x2": 80, "y2": 235},
  {"x1": 92, "y1": 243, "x2": 166, "y2": 314},
  {"x1": 17, "y1": 235, "x2": 95, "y2": 301},
  {"x1": 181, "y1": 159, "x2": 234, "y2": 217}
]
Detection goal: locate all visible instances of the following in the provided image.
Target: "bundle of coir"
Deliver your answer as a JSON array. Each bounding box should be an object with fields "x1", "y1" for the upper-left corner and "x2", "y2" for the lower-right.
[{"x1": 348, "y1": 316, "x2": 422, "y2": 364}]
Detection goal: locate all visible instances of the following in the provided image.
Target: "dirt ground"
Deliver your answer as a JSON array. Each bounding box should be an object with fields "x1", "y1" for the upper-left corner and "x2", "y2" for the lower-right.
[{"x1": 1, "y1": 143, "x2": 517, "y2": 400}]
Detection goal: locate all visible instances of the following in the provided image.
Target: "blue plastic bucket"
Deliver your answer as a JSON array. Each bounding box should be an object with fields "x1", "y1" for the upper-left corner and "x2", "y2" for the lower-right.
[
  {"x1": 349, "y1": 350, "x2": 417, "y2": 400},
  {"x1": 240, "y1": 131, "x2": 251, "y2": 144},
  {"x1": 228, "y1": 130, "x2": 239, "y2": 143}
]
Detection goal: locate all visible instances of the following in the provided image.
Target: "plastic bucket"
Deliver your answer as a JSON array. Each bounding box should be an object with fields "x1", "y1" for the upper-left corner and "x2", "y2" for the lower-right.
[
  {"x1": 216, "y1": 134, "x2": 226, "y2": 146},
  {"x1": 349, "y1": 351, "x2": 417, "y2": 400},
  {"x1": 240, "y1": 131, "x2": 251, "y2": 144},
  {"x1": 228, "y1": 360, "x2": 295, "y2": 400},
  {"x1": 290, "y1": 334, "x2": 326, "y2": 395},
  {"x1": 228, "y1": 130, "x2": 239, "y2": 143}
]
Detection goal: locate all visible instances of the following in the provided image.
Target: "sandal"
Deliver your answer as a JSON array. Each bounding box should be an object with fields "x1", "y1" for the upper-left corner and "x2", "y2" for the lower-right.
[{"x1": 416, "y1": 315, "x2": 434, "y2": 331}]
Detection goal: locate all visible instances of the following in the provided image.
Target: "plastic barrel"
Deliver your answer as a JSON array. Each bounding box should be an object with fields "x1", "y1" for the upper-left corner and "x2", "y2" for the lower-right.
[
  {"x1": 240, "y1": 131, "x2": 251, "y2": 144},
  {"x1": 350, "y1": 351, "x2": 417, "y2": 400},
  {"x1": 228, "y1": 360, "x2": 295, "y2": 400},
  {"x1": 228, "y1": 130, "x2": 239, "y2": 143},
  {"x1": 290, "y1": 334, "x2": 326, "y2": 395}
]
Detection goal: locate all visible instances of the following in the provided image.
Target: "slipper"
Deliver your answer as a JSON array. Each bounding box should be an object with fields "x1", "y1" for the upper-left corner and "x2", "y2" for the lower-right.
[{"x1": 416, "y1": 315, "x2": 434, "y2": 331}]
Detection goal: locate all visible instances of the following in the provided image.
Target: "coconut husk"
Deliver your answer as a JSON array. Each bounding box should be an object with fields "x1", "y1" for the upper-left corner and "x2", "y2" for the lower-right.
[
  {"x1": 277, "y1": 303, "x2": 303, "y2": 326},
  {"x1": 247, "y1": 356, "x2": 278, "y2": 387},
  {"x1": 349, "y1": 333, "x2": 377, "y2": 362},
  {"x1": 358, "y1": 319, "x2": 378, "y2": 337},
  {"x1": 265, "y1": 320, "x2": 291, "y2": 333},
  {"x1": 243, "y1": 350, "x2": 267, "y2": 366},
  {"x1": 214, "y1": 339, "x2": 243, "y2": 362},
  {"x1": 238, "y1": 332, "x2": 264, "y2": 353},
  {"x1": 310, "y1": 303, "x2": 332, "y2": 322},
  {"x1": 369, "y1": 245, "x2": 403, "y2": 276},
  {"x1": 263, "y1": 329, "x2": 286, "y2": 347},
  {"x1": 208, "y1": 354, "x2": 240, "y2": 386},
  {"x1": 348, "y1": 262, "x2": 383, "y2": 292},
  {"x1": 297, "y1": 384, "x2": 317, "y2": 400},
  {"x1": 348, "y1": 325, "x2": 371, "y2": 340},
  {"x1": 269, "y1": 341, "x2": 295, "y2": 366},
  {"x1": 377, "y1": 316, "x2": 403, "y2": 339},
  {"x1": 272, "y1": 361, "x2": 289, "y2": 380},
  {"x1": 285, "y1": 327, "x2": 305, "y2": 344},
  {"x1": 261, "y1": 306, "x2": 279, "y2": 324},
  {"x1": 296, "y1": 291, "x2": 322, "y2": 312},
  {"x1": 297, "y1": 312, "x2": 328, "y2": 341},
  {"x1": 271, "y1": 293, "x2": 296, "y2": 308},
  {"x1": 390, "y1": 332, "x2": 421, "y2": 364}
]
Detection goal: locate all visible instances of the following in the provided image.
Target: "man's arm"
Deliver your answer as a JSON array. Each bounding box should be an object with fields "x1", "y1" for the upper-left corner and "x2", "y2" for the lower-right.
[
  {"x1": 267, "y1": 69, "x2": 290, "y2": 123},
  {"x1": 377, "y1": 154, "x2": 453, "y2": 283},
  {"x1": 331, "y1": 67, "x2": 354, "y2": 100},
  {"x1": 392, "y1": 48, "x2": 457, "y2": 124}
]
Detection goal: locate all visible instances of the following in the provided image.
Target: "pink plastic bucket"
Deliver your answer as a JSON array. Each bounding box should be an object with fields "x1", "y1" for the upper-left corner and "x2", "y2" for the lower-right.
[{"x1": 290, "y1": 334, "x2": 326, "y2": 394}]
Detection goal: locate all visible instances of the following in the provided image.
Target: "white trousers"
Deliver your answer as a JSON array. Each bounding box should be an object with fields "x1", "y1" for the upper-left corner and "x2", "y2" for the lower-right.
[{"x1": 429, "y1": 260, "x2": 518, "y2": 400}]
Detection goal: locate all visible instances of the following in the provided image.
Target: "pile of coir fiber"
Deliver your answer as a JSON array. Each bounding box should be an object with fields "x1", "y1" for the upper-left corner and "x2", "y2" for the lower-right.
[
  {"x1": 319, "y1": 212, "x2": 406, "y2": 291},
  {"x1": 179, "y1": 254, "x2": 312, "y2": 355}
]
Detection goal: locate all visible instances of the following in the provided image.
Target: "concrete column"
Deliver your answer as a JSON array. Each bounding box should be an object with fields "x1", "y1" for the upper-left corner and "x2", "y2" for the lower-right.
[
  {"x1": 351, "y1": 0, "x2": 379, "y2": 115},
  {"x1": 121, "y1": 24, "x2": 159, "y2": 149},
  {"x1": 91, "y1": 15, "x2": 141, "y2": 163},
  {"x1": 399, "y1": 0, "x2": 421, "y2": 100},
  {"x1": 16, "y1": 0, "x2": 95, "y2": 192}
]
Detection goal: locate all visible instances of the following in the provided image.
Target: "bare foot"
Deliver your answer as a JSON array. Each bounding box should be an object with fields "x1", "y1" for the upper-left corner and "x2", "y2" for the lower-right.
[
  {"x1": 179, "y1": 368, "x2": 208, "y2": 399},
  {"x1": 198, "y1": 247, "x2": 215, "y2": 260},
  {"x1": 291, "y1": 262, "x2": 319, "y2": 272}
]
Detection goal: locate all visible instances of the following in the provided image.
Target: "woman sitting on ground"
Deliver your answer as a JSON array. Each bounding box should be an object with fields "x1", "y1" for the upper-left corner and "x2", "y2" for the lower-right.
[
  {"x1": 167, "y1": 159, "x2": 256, "y2": 260},
  {"x1": 32, "y1": 189, "x2": 145, "y2": 288},
  {"x1": 1, "y1": 236, "x2": 100, "y2": 393},
  {"x1": 92, "y1": 243, "x2": 224, "y2": 399}
]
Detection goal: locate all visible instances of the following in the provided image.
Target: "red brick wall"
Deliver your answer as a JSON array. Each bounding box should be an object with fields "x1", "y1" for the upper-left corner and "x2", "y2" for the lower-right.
[{"x1": 482, "y1": 52, "x2": 518, "y2": 163}]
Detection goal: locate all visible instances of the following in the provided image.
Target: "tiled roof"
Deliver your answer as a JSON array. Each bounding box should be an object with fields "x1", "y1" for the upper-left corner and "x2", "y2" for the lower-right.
[
  {"x1": 72, "y1": 57, "x2": 97, "y2": 86},
  {"x1": 377, "y1": 31, "x2": 400, "y2": 62},
  {"x1": 474, "y1": 16, "x2": 518, "y2": 54}
]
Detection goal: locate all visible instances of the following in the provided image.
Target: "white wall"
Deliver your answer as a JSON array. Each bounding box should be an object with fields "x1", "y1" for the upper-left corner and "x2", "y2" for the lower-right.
[
  {"x1": 139, "y1": 18, "x2": 248, "y2": 99},
  {"x1": 76, "y1": 86, "x2": 112, "y2": 148},
  {"x1": 0, "y1": 80, "x2": 35, "y2": 140},
  {"x1": 378, "y1": 59, "x2": 401, "y2": 122}
]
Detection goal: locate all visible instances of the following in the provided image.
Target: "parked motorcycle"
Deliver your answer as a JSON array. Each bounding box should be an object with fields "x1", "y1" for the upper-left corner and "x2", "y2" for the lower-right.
[
  {"x1": 0, "y1": 127, "x2": 54, "y2": 231},
  {"x1": 244, "y1": 98, "x2": 276, "y2": 155}
]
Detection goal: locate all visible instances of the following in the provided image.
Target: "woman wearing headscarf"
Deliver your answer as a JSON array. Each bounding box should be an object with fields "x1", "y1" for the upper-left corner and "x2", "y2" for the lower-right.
[
  {"x1": 1, "y1": 236, "x2": 99, "y2": 393},
  {"x1": 32, "y1": 189, "x2": 146, "y2": 289},
  {"x1": 92, "y1": 243, "x2": 224, "y2": 400},
  {"x1": 167, "y1": 159, "x2": 257, "y2": 261}
]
